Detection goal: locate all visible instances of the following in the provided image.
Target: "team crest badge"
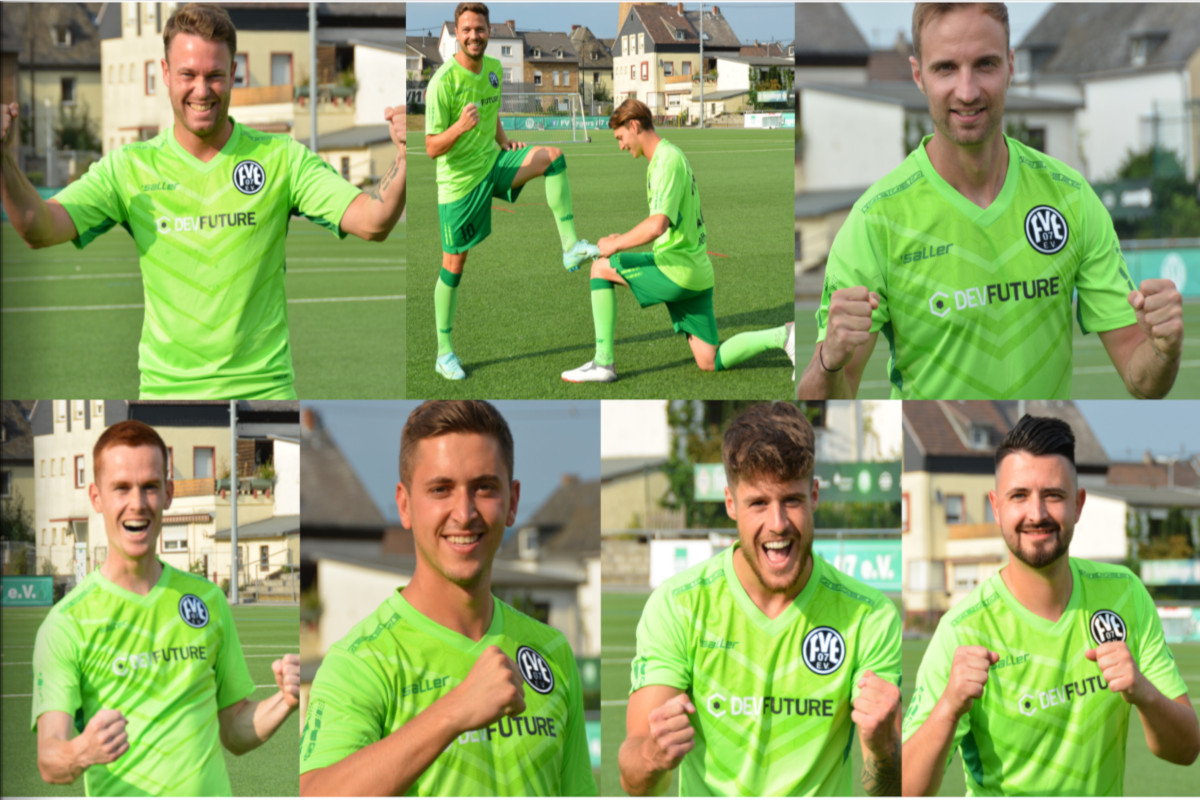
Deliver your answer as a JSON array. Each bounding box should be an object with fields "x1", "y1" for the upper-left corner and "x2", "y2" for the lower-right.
[
  {"x1": 802, "y1": 626, "x2": 846, "y2": 675},
  {"x1": 489, "y1": 71, "x2": 499, "y2": 88},
  {"x1": 1090, "y1": 610, "x2": 1127, "y2": 644},
  {"x1": 515, "y1": 646, "x2": 555, "y2": 694},
  {"x1": 233, "y1": 159, "x2": 266, "y2": 195},
  {"x1": 1024, "y1": 205, "x2": 1069, "y2": 254},
  {"x1": 179, "y1": 594, "x2": 210, "y2": 628}
]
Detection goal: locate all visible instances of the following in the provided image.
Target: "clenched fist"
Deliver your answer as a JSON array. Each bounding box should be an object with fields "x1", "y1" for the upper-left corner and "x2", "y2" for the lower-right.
[
  {"x1": 458, "y1": 102, "x2": 481, "y2": 133},
  {"x1": 384, "y1": 105, "x2": 406, "y2": 153},
  {"x1": 940, "y1": 646, "x2": 999, "y2": 720},
  {"x1": 852, "y1": 670, "x2": 901, "y2": 755},
  {"x1": 822, "y1": 286, "x2": 880, "y2": 370},
  {"x1": 644, "y1": 693, "x2": 696, "y2": 772},
  {"x1": 1086, "y1": 641, "x2": 1149, "y2": 705},
  {"x1": 1129, "y1": 279, "x2": 1183, "y2": 362},
  {"x1": 444, "y1": 645, "x2": 526, "y2": 733},
  {"x1": 274, "y1": 653, "x2": 301, "y2": 708},
  {"x1": 79, "y1": 709, "x2": 129, "y2": 767}
]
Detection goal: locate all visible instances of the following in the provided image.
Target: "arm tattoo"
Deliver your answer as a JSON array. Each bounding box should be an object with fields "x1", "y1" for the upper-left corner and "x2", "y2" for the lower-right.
[
  {"x1": 862, "y1": 737, "x2": 901, "y2": 796},
  {"x1": 365, "y1": 159, "x2": 400, "y2": 202}
]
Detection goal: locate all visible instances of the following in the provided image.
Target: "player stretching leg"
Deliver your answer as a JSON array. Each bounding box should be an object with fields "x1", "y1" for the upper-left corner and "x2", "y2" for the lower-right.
[{"x1": 428, "y1": 2, "x2": 599, "y2": 381}]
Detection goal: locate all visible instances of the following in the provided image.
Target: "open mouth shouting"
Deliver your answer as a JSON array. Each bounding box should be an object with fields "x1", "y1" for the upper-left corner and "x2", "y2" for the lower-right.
[
  {"x1": 122, "y1": 519, "x2": 152, "y2": 537},
  {"x1": 761, "y1": 538, "x2": 797, "y2": 569}
]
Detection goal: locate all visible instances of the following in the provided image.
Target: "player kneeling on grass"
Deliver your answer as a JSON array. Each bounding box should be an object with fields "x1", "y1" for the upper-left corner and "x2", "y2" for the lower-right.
[
  {"x1": 299, "y1": 401, "x2": 596, "y2": 796},
  {"x1": 619, "y1": 403, "x2": 902, "y2": 796},
  {"x1": 562, "y1": 99, "x2": 794, "y2": 384},
  {"x1": 902, "y1": 415, "x2": 1200, "y2": 796},
  {"x1": 0, "y1": 3, "x2": 406, "y2": 400},
  {"x1": 32, "y1": 420, "x2": 300, "y2": 796}
]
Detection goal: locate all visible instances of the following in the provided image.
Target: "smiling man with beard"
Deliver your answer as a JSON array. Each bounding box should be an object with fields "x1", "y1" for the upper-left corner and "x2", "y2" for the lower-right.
[
  {"x1": 902, "y1": 415, "x2": 1199, "y2": 796},
  {"x1": 618, "y1": 402, "x2": 901, "y2": 796}
]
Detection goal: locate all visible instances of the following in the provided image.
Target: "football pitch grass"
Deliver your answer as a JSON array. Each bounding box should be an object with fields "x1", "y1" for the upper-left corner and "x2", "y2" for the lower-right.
[
  {"x1": 0, "y1": 603, "x2": 300, "y2": 797},
  {"x1": 602, "y1": 589, "x2": 1200, "y2": 796},
  {"x1": 0, "y1": 218, "x2": 404, "y2": 398},
  {"x1": 407, "y1": 126, "x2": 795, "y2": 399},
  {"x1": 796, "y1": 298, "x2": 1200, "y2": 399}
]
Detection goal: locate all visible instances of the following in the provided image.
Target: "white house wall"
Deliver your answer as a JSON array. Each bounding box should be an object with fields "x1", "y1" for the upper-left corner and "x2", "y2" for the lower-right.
[
  {"x1": 318, "y1": 558, "x2": 408, "y2": 655},
  {"x1": 802, "y1": 89, "x2": 905, "y2": 191},
  {"x1": 354, "y1": 45, "x2": 405, "y2": 127},
  {"x1": 1073, "y1": 491, "x2": 1129, "y2": 562},
  {"x1": 274, "y1": 439, "x2": 300, "y2": 516},
  {"x1": 1080, "y1": 70, "x2": 1191, "y2": 181}
]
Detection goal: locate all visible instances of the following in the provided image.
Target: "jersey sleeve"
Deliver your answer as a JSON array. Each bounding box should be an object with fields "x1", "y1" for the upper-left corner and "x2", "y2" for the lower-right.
[
  {"x1": 1074, "y1": 180, "x2": 1137, "y2": 335},
  {"x1": 212, "y1": 590, "x2": 255, "y2": 709},
  {"x1": 559, "y1": 644, "x2": 599, "y2": 797},
  {"x1": 300, "y1": 646, "x2": 393, "y2": 774},
  {"x1": 426, "y1": 70, "x2": 452, "y2": 136},
  {"x1": 30, "y1": 609, "x2": 83, "y2": 731},
  {"x1": 851, "y1": 596, "x2": 902, "y2": 700},
  {"x1": 629, "y1": 585, "x2": 691, "y2": 694},
  {"x1": 1133, "y1": 581, "x2": 1189, "y2": 700},
  {"x1": 816, "y1": 205, "x2": 890, "y2": 342},
  {"x1": 50, "y1": 151, "x2": 127, "y2": 250},
  {"x1": 288, "y1": 139, "x2": 361, "y2": 239},
  {"x1": 647, "y1": 150, "x2": 685, "y2": 228},
  {"x1": 901, "y1": 616, "x2": 970, "y2": 769}
]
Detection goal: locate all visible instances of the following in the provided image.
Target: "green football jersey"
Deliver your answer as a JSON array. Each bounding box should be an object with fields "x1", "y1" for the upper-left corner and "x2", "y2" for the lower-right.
[
  {"x1": 31, "y1": 562, "x2": 255, "y2": 797},
  {"x1": 646, "y1": 139, "x2": 714, "y2": 292},
  {"x1": 902, "y1": 558, "x2": 1189, "y2": 796},
  {"x1": 631, "y1": 548, "x2": 901, "y2": 796},
  {"x1": 427, "y1": 55, "x2": 504, "y2": 204},
  {"x1": 816, "y1": 135, "x2": 1136, "y2": 399},
  {"x1": 300, "y1": 592, "x2": 597, "y2": 797},
  {"x1": 52, "y1": 120, "x2": 361, "y2": 399}
]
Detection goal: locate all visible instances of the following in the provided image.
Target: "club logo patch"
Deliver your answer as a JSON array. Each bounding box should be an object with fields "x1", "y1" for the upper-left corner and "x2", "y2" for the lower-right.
[
  {"x1": 1090, "y1": 609, "x2": 1127, "y2": 644},
  {"x1": 802, "y1": 626, "x2": 845, "y2": 675},
  {"x1": 1024, "y1": 205, "x2": 1068, "y2": 254},
  {"x1": 516, "y1": 646, "x2": 554, "y2": 694},
  {"x1": 489, "y1": 71, "x2": 499, "y2": 88},
  {"x1": 232, "y1": 159, "x2": 266, "y2": 195},
  {"x1": 179, "y1": 594, "x2": 210, "y2": 628}
]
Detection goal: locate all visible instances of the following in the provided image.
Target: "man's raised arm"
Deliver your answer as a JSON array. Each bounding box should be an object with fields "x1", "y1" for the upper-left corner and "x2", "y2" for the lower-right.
[
  {"x1": 0, "y1": 103, "x2": 78, "y2": 248},
  {"x1": 339, "y1": 106, "x2": 406, "y2": 242}
]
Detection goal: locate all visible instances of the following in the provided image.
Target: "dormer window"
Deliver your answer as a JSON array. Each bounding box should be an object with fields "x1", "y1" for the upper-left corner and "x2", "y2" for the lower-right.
[
  {"x1": 674, "y1": 30, "x2": 684, "y2": 41},
  {"x1": 969, "y1": 426, "x2": 989, "y2": 449},
  {"x1": 52, "y1": 24, "x2": 73, "y2": 47},
  {"x1": 532, "y1": 47, "x2": 541, "y2": 57},
  {"x1": 556, "y1": 49, "x2": 563, "y2": 59},
  {"x1": 1130, "y1": 32, "x2": 1167, "y2": 68},
  {"x1": 518, "y1": 527, "x2": 539, "y2": 560}
]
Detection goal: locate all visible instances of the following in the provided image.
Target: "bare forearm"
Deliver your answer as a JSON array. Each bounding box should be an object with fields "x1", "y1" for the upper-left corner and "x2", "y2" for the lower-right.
[
  {"x1": 356, "y1": 155, "x2": 406, "y2": 240},
  {"x1": 862, "y1": 736, "x2": 901, "y2": 796},
  {"x1": 1136, "y1": 693, "x2": 1200, "y2": 765},
  {"x1": 299, "y1": 700, "x2": 464, "y2": 796},
  {"x1": 2, "y1": 149, "x2": 59, "y2": 248},
  {"x1": 1125, "y1": 338, "x2": 1179, "y2": 399},
  {"x1": 797, "y1": 348, "x2": 855, "y2": 399},
  {"x1": 612, "y1": 216, "x2": 669, "y2": 254},
  {"x1": 37, "y1": 737, "x2": 86, "y2": 785},
  {"x1": 426, "y1": 122, "x2": 467, "y2": 158},
  {"x1": 222, "y1": 692, "x2": 295, "y2": 756},
  {"x1": 617, "y1": 736, "x2": 672, "y2": 796},
  {"x1": 900, "y1": 703, "x2": 960, "y2": 797}
]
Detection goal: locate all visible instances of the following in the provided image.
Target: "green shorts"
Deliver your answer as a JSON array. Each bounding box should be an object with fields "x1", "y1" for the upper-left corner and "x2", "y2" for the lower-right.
[
  {"x1": 613, "y1": 253, "x2": 718, "y2": 345},
  {"x1": 438, "y1": 147, "x2": 530, "y2": 254}
]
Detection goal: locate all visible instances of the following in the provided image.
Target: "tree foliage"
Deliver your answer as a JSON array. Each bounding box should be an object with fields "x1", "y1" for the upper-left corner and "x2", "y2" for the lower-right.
[
  {"x1": 1, "y1": 492, "x2": 35, "y2": 542},
  {"x1": 55, "y1": 103, "x2": 101, "y2": 152},
  {"x1": 1112, "y1": 146, "x2": 1200, "y2": 239}
]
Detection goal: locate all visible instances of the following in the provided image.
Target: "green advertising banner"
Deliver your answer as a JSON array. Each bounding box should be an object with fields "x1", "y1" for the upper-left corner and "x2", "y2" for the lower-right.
[
  {"x1": 2, "y1": 575, "x2": 53, "y2": 606},
  {"x1": 695, "y1": 461, "x2": 901, "y2": 502},
  {"x1": 814, "y1": 540, "x2": 901, "y2": 592},
  {"x1": 501, "y1": 116, "x2": 609, "y2": 131},
  {"x1": 1124, "y1": 246, "x2": 1200, "y2": 298},
  {"x1": 585, "y1": 719, "x2": 602, "y2": 769}
]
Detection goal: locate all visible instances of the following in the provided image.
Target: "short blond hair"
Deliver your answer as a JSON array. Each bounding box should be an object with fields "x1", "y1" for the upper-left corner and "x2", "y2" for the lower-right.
[
  {"x1": 164, "y1": 3, "x2": 237, "y2": 63},
  {"x1": 912, "y1": 3, "x2": 1009, "y2": 64}
]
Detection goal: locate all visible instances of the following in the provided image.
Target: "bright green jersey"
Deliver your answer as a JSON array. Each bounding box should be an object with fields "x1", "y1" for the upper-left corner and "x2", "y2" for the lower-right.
[
  {"x1": 300, "y1": 592, "x2": 597, "y2": 797},
  {"x1": 427, "y1": 55, "x2": 504, "y2": 204},
  {"x1": 631, "y1": 548, "x2": 901, "y2": 796},
  {"x1": 52, "y1": 120, "x2": 361, "y2": 399},
  {"x1": 646, "y1": 139, "x2": 714, "y2": 292},
  {"x1": 817, "y1": 135, "x2": 1135, "y2": 399},
  {"x1": 31, "y1": 562, "x2": 254, "y2": 796},
  {"x1": 902, "y1": 558, "x2": 1189, "y2": 796}
]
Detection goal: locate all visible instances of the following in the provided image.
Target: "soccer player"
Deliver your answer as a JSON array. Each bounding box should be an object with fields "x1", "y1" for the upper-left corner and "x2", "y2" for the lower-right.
[
  {"x1": 31, "y1": 420, "x2": 301, "y2": 796},
  {"x1": 298, "y1": 400, "x2": 597, "y2": 796},
  {"x1": 797, "y1": 2, "x2": 1184, "y2": 400},
  {"x1": 428, "y1": 2, "x2": 599, "y2": 381},
  {"x1": 902, "y1": 415, "x2": 1200, "y2": 796},
  {"x1": 0, "y1": 3, "x2": 406, "y2": 399},
  {"x1": 561, "y1": 99, "x2": 795, "y2": 384},
  {"x1": 619, "y1": 403, "x2": 901, "y2": 796}
]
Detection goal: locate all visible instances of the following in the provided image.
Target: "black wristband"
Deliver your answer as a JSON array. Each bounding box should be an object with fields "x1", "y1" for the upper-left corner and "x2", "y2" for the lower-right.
[{"x1": 818, "y1": 343, "x2": 843, "y2": 373}]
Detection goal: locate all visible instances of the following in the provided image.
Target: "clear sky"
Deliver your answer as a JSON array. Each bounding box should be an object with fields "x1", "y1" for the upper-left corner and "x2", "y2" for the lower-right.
[
  {"x1": 303, "y1": 401, "x2": 601, "y2": 525},
  {"x1": 408, "y1": 1, "x2": 798, "y2": 44},
  {"x1": 1075, "y1": 401, "x2": 1200, "y2": 463},
  {"x1": 840, "y1": 2, "x2": 1052, "y2": 50}
]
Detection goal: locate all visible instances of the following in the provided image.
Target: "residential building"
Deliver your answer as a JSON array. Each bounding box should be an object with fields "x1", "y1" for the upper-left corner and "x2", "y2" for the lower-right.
[
  {"x1": 613, "y1": 3, "x2": 741, "y2": 116},
  {"x1": 794, "y1": 3, "x2": 870, "y2": 85},
  {"x1": 522, "y1": 30, "x2": 578, "y2": 97},
  {"x1": 1, "y1": 402, "x2": 36, "y2": 573},
  {"x1": 1014, "y1": 3, "x2": 1200, "y2": 180},
  {"x1": 406, "y1": 34, "x2": 441, "y2": 82},
  {"x1": 570, "y1": 25, "x2": 613, "y2": 113},
  {"x1": 704, "y1": 43, "x2": 794, "y2": 116}
]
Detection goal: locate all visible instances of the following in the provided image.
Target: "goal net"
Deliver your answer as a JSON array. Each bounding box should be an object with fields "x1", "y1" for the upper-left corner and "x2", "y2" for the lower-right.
[{"x1": 499, "y1": 91, "x2": 590, "y2": 143}]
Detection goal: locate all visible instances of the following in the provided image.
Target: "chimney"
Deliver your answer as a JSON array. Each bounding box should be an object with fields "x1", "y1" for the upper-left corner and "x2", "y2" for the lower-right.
[
  {"x1": 677, "y1": 2, "x2": 684, "y2": 14},
  {"x1": 561, "y1": 473, "x2": 580, "y2": 486},
  {"x1": 713, "y1": 5, "x2": 720, "y2": 15},
  {"x1": 571, "y1": 24, "x2": 579, "y2": 32},
  {"x1": 618, "y1": 3, "x2": 634, "y2": 33},
  {"x1": 506, "y1": 19, "x2": 515, "y2": 31},
  {"x1": 301, "y1": 407, "x2": 319, "y2": 432}
]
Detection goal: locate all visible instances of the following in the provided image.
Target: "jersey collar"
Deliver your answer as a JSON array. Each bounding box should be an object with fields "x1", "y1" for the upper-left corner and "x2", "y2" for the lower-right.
[
  {"x1": 989, "y1": 556, "x2": 1081, "y2": 635},
  {"x1": 915, "y1": 133, "x2": 1019, "y2": 228},
  {"x1": 389, "y1": 590, "x2": 505, "y2": 652},
  {"x1": 93, "y1": 557, "x2": 172, "y2": 605},
  {"x1": 166, "y1": 117, "x2": 243, "y2": 173},
  {"x1": 722, "y1": 544, "x2": 820, "y2": 636}
]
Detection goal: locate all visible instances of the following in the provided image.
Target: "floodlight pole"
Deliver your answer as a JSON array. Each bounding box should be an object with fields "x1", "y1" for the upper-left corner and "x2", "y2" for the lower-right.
[
  {"x1": 230, "y1": 400, "x2": 239, "y2": 604},
  {"x1": 309, "y1": 2, "x2": 319, "y2": 153},
  {"x1": 698, "y1": 4, "x2": 705, "y2": 128}
]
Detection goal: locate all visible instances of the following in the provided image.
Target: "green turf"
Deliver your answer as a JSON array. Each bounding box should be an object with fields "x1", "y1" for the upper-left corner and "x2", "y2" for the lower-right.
[
  {"x1": 795, "y1": 298, "x2": 1200, "y2": 399},
  {"x1": 407, "y1": 128, "x2": 795, "y2": 398},
  {"x1": 902, "y1": 637, "x2": 1200, "y2": 796},
  {"x1": 1, "y1": 603, "x2": 300, "y2": 797},
  {"x1": 0, "y1": 218, "x2": 404, "y2": 398}
]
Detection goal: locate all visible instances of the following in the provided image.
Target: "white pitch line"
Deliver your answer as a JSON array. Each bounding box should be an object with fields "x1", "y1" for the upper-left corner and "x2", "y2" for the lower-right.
[
  {"x1": 600, "y1": 699, "x2": 629, "y2": 708},
  {"x1": 4, "y1": 296, "x2": 405, "y2": 312},
  {"x1": 3, "y1": 265, "x2": 404, "y2": 282},
  {"x1": 3, "y1": 684, "x2": 278, "y2": 698},
  {"x1": 289, "y1": 295, "x2": 404, "y2": 303}
]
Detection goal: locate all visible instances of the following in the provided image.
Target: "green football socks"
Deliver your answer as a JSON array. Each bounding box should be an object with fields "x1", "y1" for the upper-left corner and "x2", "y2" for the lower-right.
[
  {"x1": 544, "y1": 155, "x2": 578, "y2": 251},
  {"x1": 434, "y1": 267, "x2": 461, "y2": 356},
  {"x1": 591, "y1": 278, "x2": 616, "y2": 366},
  {"x1": 715, "y1": 324, "x2": 789, "y2": 371}
]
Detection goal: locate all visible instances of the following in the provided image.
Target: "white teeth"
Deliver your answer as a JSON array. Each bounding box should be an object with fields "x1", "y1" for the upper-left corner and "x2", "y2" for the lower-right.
[
  {"x1": 124, "y1": 521, "x2": 149, "y2": 531},
  {"x1": 446, "y1": 535, "x2": 482, "y2": 545},
  {"x1": 763, "y1": 541, "x2": 791, "y2": 550}
]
